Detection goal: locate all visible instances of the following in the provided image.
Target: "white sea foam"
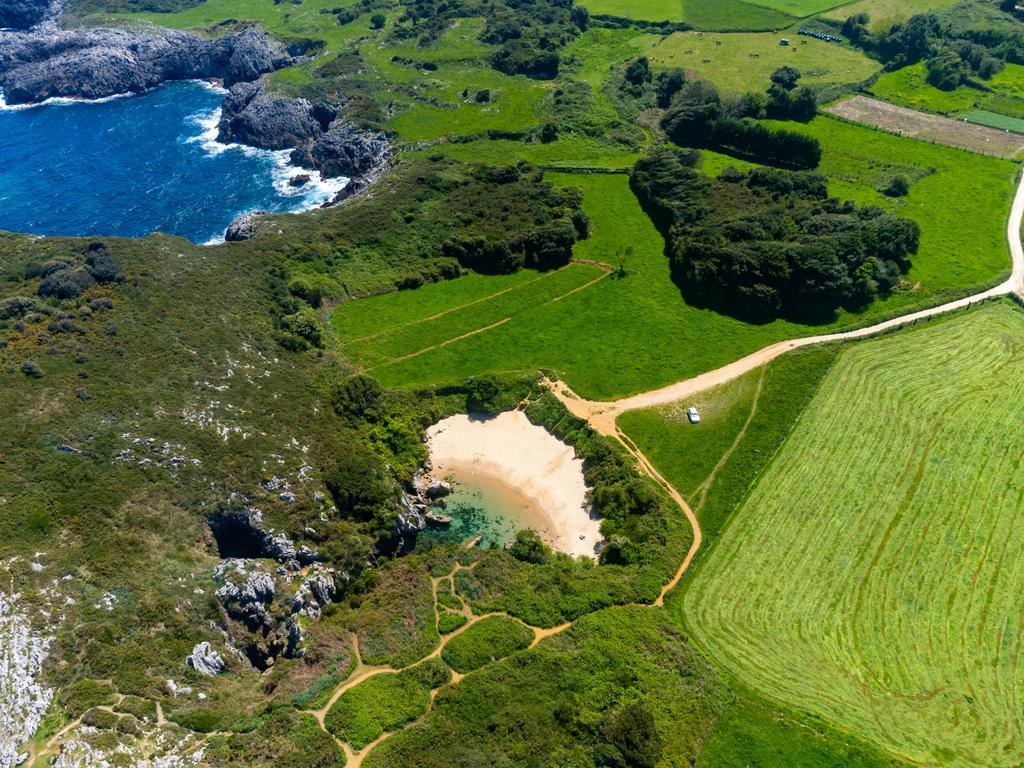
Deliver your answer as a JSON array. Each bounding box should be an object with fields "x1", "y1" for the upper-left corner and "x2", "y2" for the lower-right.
[
  {"x1": 185, "y1": 106, "x2": 350, "y2": 245},
  {"x1": 0, "y1": 87, "x2": 136, "y2": 111}
]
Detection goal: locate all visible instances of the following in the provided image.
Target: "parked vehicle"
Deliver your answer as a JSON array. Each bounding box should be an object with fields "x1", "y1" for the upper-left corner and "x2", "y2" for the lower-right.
[{"x1": 687, "y1": 406, "x2": 701, "y2": 424}]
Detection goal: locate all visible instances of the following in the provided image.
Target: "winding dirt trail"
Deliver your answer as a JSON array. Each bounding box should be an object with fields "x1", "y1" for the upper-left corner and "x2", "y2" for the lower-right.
[
  {"x1": 550, "y1": 173, "x2": 1024, "y2": 433},
  {"x1": 548, "y1": 171, "x2": 1024, "y2": 609}
]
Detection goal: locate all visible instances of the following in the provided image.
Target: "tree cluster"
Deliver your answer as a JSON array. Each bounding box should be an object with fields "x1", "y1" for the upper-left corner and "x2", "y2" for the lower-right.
[
  {"x1": 36, "y1": 241, "x2": 124, "y2": 300},
  {"x1": 841, "y1": 5, "x2": 1019, "y2": 89},
  {"x1": 662, "y1": 80, "x2": 821, "y2": 169},
  {"x1": 631, "y1": 149, "x2": 920, "y2": 321},
  {"x1": 441, "y1": 162, "x2": 590, "y2": 274},
  {"x1": 392, "y1": 0, "x2": 590, "y2": 80}
]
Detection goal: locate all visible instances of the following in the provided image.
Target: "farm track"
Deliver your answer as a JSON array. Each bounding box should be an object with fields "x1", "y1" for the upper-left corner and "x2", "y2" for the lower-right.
[
  {"x1": 32, "y1": 176, "x2": 1024, "y2": 764},
  {"x1": 354, "y1": 260, "x2": 610, "y2": 371},
  {"x1": 305, "y1": 173, "x2": 1024, "y2": 766},
  {"x1": 550, "y1": 171, "x2": 1024, "y2": 434}
]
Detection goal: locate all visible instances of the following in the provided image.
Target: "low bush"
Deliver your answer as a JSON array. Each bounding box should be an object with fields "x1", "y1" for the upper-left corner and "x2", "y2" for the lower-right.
[{"x1": 440, "y1": 616, "x2": 534, "y2": 673}]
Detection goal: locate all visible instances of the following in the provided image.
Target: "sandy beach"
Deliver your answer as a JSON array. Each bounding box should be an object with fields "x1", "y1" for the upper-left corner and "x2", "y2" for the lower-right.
[{"x1": 425, "y1": 411, "x2": 602, "y2": 558}]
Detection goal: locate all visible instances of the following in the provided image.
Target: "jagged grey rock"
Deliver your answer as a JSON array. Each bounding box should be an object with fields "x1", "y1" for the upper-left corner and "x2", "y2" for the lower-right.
[
  {"x1": 186, "y1": 641, "x2": 225, "y2": 676},
  {"x1": 0, "y1": 0, "x2": 55, "y2": 31},
  {"x1": 224, "y1": 210, "x2": 267, "y2": 242},
  {"x1": 426, "y1": 479, "x2": 452, "y2": 499},
  {"x1": 216, "y1": 81, "x2": 333, "y2": 150},
  {"x1": 289, "y1": 122, "x2": 390, "y2": 179},
  {"x1": 0, "y1": 26, "x2": 291, "y2": 105}
]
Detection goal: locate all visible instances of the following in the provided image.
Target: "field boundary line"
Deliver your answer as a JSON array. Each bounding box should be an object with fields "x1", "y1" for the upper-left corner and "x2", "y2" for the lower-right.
[
  {"x1": 692, "y1": 366, "x2": 766, "y2": 513},
  {"x1": 369, "y1": 318, "x2": 512, "y2": 369},
  {"x1": 348, "y1": 270, "x2": 557, "y2": 343}
]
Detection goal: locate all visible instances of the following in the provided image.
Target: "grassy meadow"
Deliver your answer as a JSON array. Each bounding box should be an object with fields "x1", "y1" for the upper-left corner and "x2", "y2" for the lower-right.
[
  {"x1": 581, "y1": 0, "x2": 796, "y2": 29},
  {"x1": 871, "y1": 61, "x2": 1024, "y2": 125},
  {"x1": 742, "y1": 0, "x2": 851, "y2": 16},
  {"x1": 822, "y1": 0, "x2": 962, "y2": 22},
  {"x1": 646, "y1": 30, "x2": 880, "y2": 92},
  {"x1": 333, "y1": 117, "x2": 1015, "y2": 400},
  {"x1": 681, "y1": 302, "x2": 1024, "y2": 768}
]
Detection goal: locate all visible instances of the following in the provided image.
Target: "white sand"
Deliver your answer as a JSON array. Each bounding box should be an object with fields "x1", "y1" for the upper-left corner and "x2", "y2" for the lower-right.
[{"x1": 425, "y1": 411, "x2": 602, "y2": 558}]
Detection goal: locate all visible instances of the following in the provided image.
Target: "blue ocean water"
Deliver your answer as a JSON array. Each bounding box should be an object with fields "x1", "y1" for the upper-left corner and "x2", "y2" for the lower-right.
[{"x1": 0, "y1": 80, "x2": 345, "y2": 243}]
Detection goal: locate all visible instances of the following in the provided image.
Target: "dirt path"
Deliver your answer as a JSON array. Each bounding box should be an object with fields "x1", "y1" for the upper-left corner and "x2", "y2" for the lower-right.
[
  {"x1": 548, "y1": 171, "x2": 1024, "y2": 603},
  {"x1": 304, "y1": 552, "x2": 573, "y2": 764},
  {"x1": 690, "y1": 367, "x2": 765, "y2": 513},
  {"x1": 552, "y1": 173, "x2": 1024, "y2": 431}
]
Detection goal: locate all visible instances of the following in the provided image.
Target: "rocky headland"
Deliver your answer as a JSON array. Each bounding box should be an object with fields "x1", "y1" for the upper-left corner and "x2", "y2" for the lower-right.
[
  {"x1": 0, "y1": 26, "x2": 293, "y2": 104},
  {"x1": 0, "y1": 15, "x2": 391, "y2": 237}
]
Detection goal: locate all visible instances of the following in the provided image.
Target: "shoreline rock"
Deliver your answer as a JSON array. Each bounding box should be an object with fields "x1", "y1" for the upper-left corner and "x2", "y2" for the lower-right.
[
  {"x1": 0, "y1": 26, "x2": 291, "y2": 105},
  {"x1": 216, "y1": 80, "x2": 337, "y2": 150}
]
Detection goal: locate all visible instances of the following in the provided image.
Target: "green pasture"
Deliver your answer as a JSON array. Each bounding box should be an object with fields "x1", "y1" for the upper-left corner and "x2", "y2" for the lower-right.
[
  {"x1": 680, "y1": 0, "x2": 796, "y2": 30},
  {"x1": 580, "y1": 0, "x2": 796, "y2": 29},
  {"x1": 646, "y1": 31, "x2": 879, "y2": 92},
  {"x1": 409, "y1": 136, "x2": 642, "y2": 168},
  {"x1": 742, "y1": 0, "x2": 848, "y2": 17},
  {"x1": 872, "y1": 62, "x2": 1024, "y2": 118},
  {"x1": 332, "y1": 264, "x2": 604, "y2": 372},
  {"x1": 682, "y1": 303, "x2": 1024, "y2": 768},
  {"x1": 581, "y1": 0, "x2": 684, "y2": 22},
  {"x1": 335, "y1": 118, "x2": 1015, "y2": 400},
  {"x1": 960, "y1": 109, "x2": 1024, "y2": 134},
  {"x1": 822, "y1": 0, "x2": 961, "y2": 22}
]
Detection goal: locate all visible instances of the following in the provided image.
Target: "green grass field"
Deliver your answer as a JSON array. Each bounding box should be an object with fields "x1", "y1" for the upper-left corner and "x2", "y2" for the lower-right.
[
  {"x1": 742, "y1": 0, "x2": 848, "y2": 16},
  {"x1": 646, "y1": 31, "x2": 879, "y2": 92},
  {"x1": 822, "y1": 0, "x2": 961, "y2": 22},
  {"x1": 681, "y1": 303, "x2": 1024, "y2": 768},
  {"x1": 581, "y1": 0, "x2": 795, "y2": 29},
  {"x1": 960, "y1": 109, "x2": 1024, "y2": 134},
  {"x1": 581, "y1": 0, "x2": 684, "y2": 21},
  {"x1": 334, "y1": 118, "x2": 1015, "y2": 400},
  {"x1": 872, "y1": 62, "x2": 1024, "y2": 119}
]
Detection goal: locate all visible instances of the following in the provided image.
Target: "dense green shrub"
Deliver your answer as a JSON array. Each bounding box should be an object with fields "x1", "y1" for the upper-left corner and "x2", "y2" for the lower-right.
[
  {"x1": 508, "y1": 529, "x2": 552, "y2": 564},
  {"x1": 324, "y1": 660, "x2": 449, "y2": 748},
  {"x1": 84, "y1": 242, "x2": 125, "y2": 284},
  {"x1": 38, "y1": 267, "x2": 95, "y2": 299},
  {"x1": 631, "y1": 148, "x2": 920, "y2": 320},
  {"x1": 438, "y1": 612, "x2": 468, "y2": 634},
  {"x1": 662, "y1": 80, "x2": 821, "y2": 169},
  {"x1": 331, "y1": 374, "x2": 385, "y2": 420},
  {"x1": 440, "y1": 616, "x2": 534, "y2": 673}
]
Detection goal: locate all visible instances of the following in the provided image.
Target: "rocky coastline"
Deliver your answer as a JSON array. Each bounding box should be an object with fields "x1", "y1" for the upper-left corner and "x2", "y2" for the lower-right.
[{"x1": 0, "y1": 10, "x2": 392, "y2": 236}]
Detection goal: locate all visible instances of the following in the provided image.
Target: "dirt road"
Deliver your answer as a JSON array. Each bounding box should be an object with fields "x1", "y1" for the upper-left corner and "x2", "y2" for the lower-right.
[{"x1": 551, "y1": 172, "x2": 1024, "y2": 431}]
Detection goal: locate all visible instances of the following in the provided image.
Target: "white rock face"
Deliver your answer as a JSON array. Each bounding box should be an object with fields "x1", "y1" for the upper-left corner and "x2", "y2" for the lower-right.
[
  {"x1": 52, "y1": 726, "x2": 205, "y2": 768},
  {"x1": 0, "y1": 590, "x2": 55, "y2": 768},
  {"x1": 185, "y1": 642, "x2": 224, "y2": 676}
]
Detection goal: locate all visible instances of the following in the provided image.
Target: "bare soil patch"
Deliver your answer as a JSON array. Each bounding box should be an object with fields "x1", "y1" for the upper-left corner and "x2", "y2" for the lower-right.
[{"x1": 826, "y1": 95, "x2": 1024, "y2": 158}]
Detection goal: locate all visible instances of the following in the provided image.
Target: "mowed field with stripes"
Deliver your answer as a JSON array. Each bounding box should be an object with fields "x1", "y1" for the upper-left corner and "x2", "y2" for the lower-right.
[{"x1": 682, "y1": 303, "x2": 1024, "y2": 768}]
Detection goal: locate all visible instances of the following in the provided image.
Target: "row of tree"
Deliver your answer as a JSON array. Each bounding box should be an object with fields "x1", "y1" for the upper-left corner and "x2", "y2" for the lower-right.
[
  {"x1": 661, "y1": 80, "x2": 821, "y2": 169},
  {"x1": 631, "y1": 149, "x2": 920, "y2": 321}
]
